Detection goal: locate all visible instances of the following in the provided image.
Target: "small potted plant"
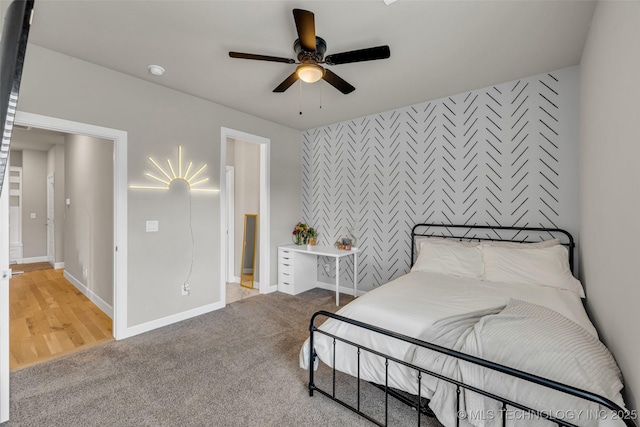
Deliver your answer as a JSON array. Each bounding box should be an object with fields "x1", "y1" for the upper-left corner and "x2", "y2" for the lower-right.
[
  {"x1": 292, "y1": 222, "x2": 318, "y2": 247},
  {"x1": 292, "y1": 222, "x2": 309, "y2": 245},
  {"x1": 307, "y1": 227, "x2": 318, "y2": 247}
]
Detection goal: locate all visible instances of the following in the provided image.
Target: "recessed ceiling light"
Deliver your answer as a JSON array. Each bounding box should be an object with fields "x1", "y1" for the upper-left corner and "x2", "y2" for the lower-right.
[{"x1": 148, "y1": 65, "x2": 165, "y2": 76}]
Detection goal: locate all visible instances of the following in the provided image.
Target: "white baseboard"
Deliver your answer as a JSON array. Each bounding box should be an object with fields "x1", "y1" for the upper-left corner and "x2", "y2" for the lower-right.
[
  {"x1": 262, "y1": 283, "x2": 278, "y2": 294},
  {"x1": 123, "y1": 301, "x2": 225, "y2": 339},
  {"x1": 53, "y1": 262, "x2": 65, "y2": 269},
  {"x1": 230, "y1": 275, "x2": 241, "y2": 284},
  {"x1": 19, "y1": 256, "x2": 48, "y2": 264},
  {"x1": 63, "y1": 271, "x2": 114, "y2": 319}
]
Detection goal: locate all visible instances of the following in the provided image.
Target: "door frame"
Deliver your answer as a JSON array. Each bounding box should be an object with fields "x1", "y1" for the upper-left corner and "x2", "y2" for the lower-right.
[
  {"x1": 0, "y1": 160, "x2": 11, "y2": 421},
  {"x1": 225, "y1": 165, "x2": 236, "y2": 283},
  {"x1": 11, "y1": 111, "x2": 128, "y2": 338},
  {"x1": 46, "y1": 173, "x2": 55, "y2": 267},
  {"x1": 219, "y1": 127, "x2": 274, "y2": 306}
]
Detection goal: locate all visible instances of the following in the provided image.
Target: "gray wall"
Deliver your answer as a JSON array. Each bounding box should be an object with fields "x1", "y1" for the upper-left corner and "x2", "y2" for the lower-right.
[
  {"x1": 9, "y1": 128, "x2": 67, "y2": 262},
  {"x1": 9, "y1": 151, "x2": 22, "y2": 167},
  {"x1": 47, "y1": 144, "x2": 65, "y2": 265},
  {"x1": 20, "y1": 150, "x2": 47, "y2": 258},
  {"x1": 579, "y1": 1, "x2": 639, "y2": 411},
  {"x1": 18, "y1": 44, "x2": 301, "y2": 327},
  {"x1": 64, "y1": 134, "x2": 113, "y2": 305},
  {"x1": 303, "y1": 67, "x2": 580, "y2": 291}
]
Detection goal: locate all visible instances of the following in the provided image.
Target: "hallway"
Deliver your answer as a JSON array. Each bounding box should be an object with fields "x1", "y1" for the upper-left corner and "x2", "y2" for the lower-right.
[{"x1": 9, "y1": 266, "x2": 113, "y2": 370}]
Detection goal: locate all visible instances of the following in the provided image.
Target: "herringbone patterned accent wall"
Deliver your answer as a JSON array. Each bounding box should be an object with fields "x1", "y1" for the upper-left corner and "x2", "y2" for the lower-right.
[{"x1": 302, "y1": 67, "x2": 579, "y2": 291}]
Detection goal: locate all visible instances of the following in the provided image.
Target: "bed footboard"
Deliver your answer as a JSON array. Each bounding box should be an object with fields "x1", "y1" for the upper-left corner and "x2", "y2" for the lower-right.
[{"x1": 308, "y1": 310, "x2": 637, "y2": 427}]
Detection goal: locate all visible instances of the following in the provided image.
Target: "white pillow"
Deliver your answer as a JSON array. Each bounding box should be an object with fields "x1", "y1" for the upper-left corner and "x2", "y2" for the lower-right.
[
  {"x1": 481, "y1": 238, "x2": 560, "y2": 249},
  {"x1": 483, "y1": 245, "x2": 585, "y2": 297},
  {"x1": 412, "y1": 240, "x2": 483, "y2": 279},
  {"x1": 414, "y1": 237, "x2": 479, "y2": 254}
]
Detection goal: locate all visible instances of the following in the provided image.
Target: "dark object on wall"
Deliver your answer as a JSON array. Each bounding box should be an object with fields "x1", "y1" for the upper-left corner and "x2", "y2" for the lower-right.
[
  {"x1": 0, "y1": 0, "x2": 34, "y2": 196},
  {"x1": 229, "y1": 9, "x2": 390, "y2": 94}
]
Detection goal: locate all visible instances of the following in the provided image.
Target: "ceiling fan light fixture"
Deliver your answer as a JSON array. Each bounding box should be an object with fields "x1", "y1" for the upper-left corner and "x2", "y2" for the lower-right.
[{"x1": 296, "y1": 64, "x2": 324, "y2": 83}]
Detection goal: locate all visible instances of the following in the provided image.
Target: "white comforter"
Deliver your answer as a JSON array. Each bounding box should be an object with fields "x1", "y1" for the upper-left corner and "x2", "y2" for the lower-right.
[{"x1": 300, "y1": 272, "x2": 626, "y2": 426}]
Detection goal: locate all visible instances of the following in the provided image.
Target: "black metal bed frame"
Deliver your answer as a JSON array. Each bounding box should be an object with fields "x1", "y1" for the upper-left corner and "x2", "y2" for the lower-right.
[
  {"x1": 307, "y1": 223, "x2": 636, "y2": 427},
  {"x1": 410, "y1": 223, "x2": 576, "y2": 273}
]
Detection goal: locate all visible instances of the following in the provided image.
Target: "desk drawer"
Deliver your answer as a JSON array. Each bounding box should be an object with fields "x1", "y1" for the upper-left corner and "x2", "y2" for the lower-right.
[
  {"x1": 278, "y1": 262, "x2": 294, "y2": 275},
  {"x1": 278, "y1": 249, "x2": 293, "y2": 262},
  {"x1": 278, "y1": 261, "x2": 294, "y2": 280},
  {"x1": 278, "y1": 271, "x2": 293, "y2": 286}
]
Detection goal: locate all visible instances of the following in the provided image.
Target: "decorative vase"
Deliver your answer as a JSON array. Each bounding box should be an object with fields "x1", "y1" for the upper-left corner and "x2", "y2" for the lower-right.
[
  {"x1": 292, "y1": 233, "x2": 303, "y2": 245},
  {"x1": 309, "y1": 237, "x2": 317, "y2": 246}
]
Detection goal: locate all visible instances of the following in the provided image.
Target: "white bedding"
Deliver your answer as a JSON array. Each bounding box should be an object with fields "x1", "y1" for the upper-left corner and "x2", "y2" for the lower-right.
[{"x1": 300, "y1": 271, "x2": 626, "y2": 426}]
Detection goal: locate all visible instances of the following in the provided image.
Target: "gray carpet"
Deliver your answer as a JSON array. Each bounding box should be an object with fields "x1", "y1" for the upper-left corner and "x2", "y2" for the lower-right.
[{"x1": 5, "y1": 289, "x2": 443, "y2": 426}]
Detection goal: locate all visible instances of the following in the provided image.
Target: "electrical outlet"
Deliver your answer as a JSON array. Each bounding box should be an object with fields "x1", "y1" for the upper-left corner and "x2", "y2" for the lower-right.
[
  {"x1": 83, "y1": 267, "x2": 88, "y2": 279},
  {"x1": 323, "y1": 264, "x2": 330, "y2": 273},
  {"x1": 182, "y1": 282, "x2": 191, "y2": 296}
]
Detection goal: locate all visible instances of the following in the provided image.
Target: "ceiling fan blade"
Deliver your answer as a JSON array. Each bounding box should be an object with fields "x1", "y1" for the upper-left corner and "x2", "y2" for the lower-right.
[
  {"x1": 325, "y1": 45, "x2": 391, "y2": 65},
  {"x1": 323, "y1": 69, "x2": 355, "y2": 94},
  {"x1": 293, "y1": 9, "x2": 316, "y2": 52},
  {"x1": 273, "y1": 72, "x2": 300, "y2": 93},
  {"x1": 229, "y1": 52, "x2": 295, "y2": 64}
]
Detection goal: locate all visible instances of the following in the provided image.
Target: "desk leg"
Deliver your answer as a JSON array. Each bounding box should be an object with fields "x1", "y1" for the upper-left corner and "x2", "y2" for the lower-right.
[
  {"x1": 353, "y1": 252, "x2": 358, "y2": 298},
  {"x1": 335, "y1": 257, "x2": 340, "y2": 306}
]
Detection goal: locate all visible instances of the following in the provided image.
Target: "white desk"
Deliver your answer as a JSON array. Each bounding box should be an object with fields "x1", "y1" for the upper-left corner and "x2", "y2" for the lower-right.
[{"x1": 277, "y1": 244, "x2": 360, "y2": 306}]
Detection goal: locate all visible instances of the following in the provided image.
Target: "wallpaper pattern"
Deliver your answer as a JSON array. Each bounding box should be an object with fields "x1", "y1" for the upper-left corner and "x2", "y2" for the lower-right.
[{"x1": 302, "y1": 68, "x2": 578, "y2": 291}]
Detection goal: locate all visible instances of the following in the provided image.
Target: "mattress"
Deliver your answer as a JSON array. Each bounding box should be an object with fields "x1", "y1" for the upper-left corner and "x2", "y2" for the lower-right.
[{"x1": 300, "y1": 271, "x2": 627, "y2": 427}]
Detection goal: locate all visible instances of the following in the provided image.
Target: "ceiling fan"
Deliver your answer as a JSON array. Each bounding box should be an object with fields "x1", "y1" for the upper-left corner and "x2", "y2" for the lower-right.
[{"x1": 229, "y1": 9, "x2": 390, "y2": 95}]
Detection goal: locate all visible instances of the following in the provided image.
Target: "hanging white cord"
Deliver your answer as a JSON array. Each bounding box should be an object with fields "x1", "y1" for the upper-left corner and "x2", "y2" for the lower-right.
[{"x1": 184, "y1": 189, "x2": 194, "y2": 294}]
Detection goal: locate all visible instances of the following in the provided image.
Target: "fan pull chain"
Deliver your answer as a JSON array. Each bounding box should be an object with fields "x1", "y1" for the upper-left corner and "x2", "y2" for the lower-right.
[
  {"x1": 299, "y1": 80, "x2": 303, "y2": 115},
  {"x1": 319, "y1": 83, "x2": 322, "y2": 110}
]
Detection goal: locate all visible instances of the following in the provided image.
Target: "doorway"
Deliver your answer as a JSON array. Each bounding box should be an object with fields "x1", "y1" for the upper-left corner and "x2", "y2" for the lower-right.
[
  {"x1": 5, "y1": 122, "x2": 116, "y2": 370},
  {"x1": 220, "y1": 127, "x2": 273, "y2": 306},
  {"x1": 8, "y1": 111, "x2": 128, "y2": 337},
  {"x1": 0, "y1": 112, "x2": 128, "y2": 421}
]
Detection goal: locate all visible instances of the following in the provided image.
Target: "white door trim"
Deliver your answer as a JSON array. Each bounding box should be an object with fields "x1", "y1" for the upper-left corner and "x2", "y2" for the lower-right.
[
  {"x1": 46, "y1": 173, "x2": 55, "y2": 267},
  {"x1": 13, "y1": 111, "x2": 128, "y2": 339},
  {"x1": 0, "y1": 161, "x2": 11, "y2": 422},
  {"x1": 225, "y1": 165, "x2": 235, "y2": 282},
  {"x1": 220, "y1": 128, "x2": 273, "y2": 307}
]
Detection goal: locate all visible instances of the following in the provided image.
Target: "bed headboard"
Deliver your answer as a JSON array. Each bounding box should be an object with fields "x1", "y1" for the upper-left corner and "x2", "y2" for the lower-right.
[{"x1": 411, "y1": 223, "x2": 576, "y2": 273}]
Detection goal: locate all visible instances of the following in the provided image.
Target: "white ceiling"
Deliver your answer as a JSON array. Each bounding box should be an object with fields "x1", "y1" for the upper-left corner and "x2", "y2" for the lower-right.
[
  {"x1": 10, "y1": 127, "x2": 65, "y2": 152},
  {"x1": 23, "y1": 0, "x2": 596, "y2": 131}
]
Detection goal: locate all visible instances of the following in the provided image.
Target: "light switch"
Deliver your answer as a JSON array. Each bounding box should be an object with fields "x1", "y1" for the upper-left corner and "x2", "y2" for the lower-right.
[
  {"x1": 30, "y1": 213, "x2": 36, "y2": 219},
  {"x1": 146, "y1": 220, "x2": 159, "y2": 232},
  {"x1": 65, "y1": 198, "x2": 71, "y2": 206}
]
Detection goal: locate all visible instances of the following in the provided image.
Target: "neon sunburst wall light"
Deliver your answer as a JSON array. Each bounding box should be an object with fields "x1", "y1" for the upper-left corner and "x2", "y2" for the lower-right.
[{"x1": 130, "y1": 146, "x2": 219, "y2": 192}]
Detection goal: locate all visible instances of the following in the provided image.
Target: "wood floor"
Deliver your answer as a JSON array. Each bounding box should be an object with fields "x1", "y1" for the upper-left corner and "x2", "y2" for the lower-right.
[
  {"x1": 226, "y1": 282, "x2": 259, "y2": 304},
  {"x1": 9, "y1": 267, "x2": 113, "y2": 371}
]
